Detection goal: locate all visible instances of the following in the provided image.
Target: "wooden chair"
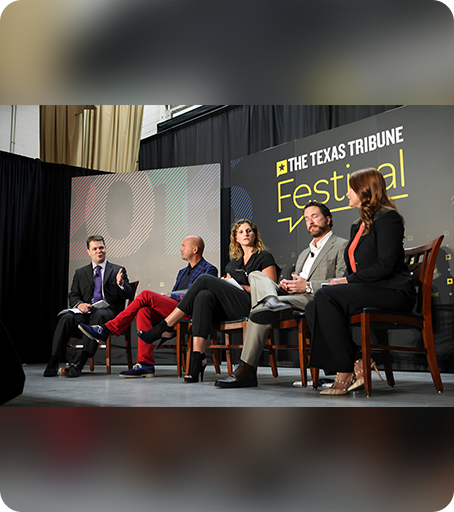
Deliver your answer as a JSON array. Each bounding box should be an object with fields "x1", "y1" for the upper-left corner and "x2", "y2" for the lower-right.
[
  {"x1": 175, "y1": 271, "x2": 319, "y2": 382},
  {"x1": 173, "y1": 320, "x2": 224, "y2": 376},
  {"x1": 265, "y1": 312, "x2": 319, "y2": 388},
  {"x1": 165, "y1": 320, "x2": 192, "y2": 377},
  {"x1": 154, "y1": 319, "x2": 210, "y2": 377},
  {"x1": 178, "y1": 313, "x2": 318, "y2": 386},
  {"x1": 348, "y1": 235, "x2": 444, "y2": 396},
  {"x1": 208, "y1": 318, "x2": 248, "y2": 375},
  {"x1": 201, "y1": 269, "x2": 285, "y2": 376},
  {"x1": 89, "y1": 280, "x2": 140, "y2": 375}
]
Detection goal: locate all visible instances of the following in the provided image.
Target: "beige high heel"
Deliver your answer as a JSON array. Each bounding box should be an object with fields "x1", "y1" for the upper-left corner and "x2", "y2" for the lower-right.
[
  {"x1": 348, "y1": 358, "x2": 384, "y2": 392},
  {"x1": 320, "y1": 373, "x2": 355, "y2": 395}
]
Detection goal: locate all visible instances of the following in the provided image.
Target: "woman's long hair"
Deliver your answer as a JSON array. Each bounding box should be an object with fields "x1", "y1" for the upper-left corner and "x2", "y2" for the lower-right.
[
  {"x1": 229, "y1": 219, "x2": 267, "y2": 260},
  {"x1": 349, "y1": 168, "x2": 402, "y2": 234}
]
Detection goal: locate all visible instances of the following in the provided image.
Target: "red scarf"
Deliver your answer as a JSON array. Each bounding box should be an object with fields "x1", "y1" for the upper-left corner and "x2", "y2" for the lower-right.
[{"x1": 348, "y1": 222, "x2": 365, "y2": 273}]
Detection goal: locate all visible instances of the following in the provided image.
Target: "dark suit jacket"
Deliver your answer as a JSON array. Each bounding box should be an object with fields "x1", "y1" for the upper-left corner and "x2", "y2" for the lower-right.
[
  {"x1": 68, "y1": 261, "x2": 133, "y2": 316},
  {"x1": 345, "y1": 208, "x2": 415, "y2": 293},
  {"x1": 169, "y1": 258, "x2": 218, "y2": 301}
]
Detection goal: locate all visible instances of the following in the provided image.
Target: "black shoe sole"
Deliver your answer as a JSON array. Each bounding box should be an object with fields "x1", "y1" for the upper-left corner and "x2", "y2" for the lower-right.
[
  {"x1": 249, "y1": 306, "x2": 294, "y2": 325},
  {"x1": 119, "y1": 373, "x2": 155, "y2": 378},
  {"x1": 78, "y1": 325, "x2": 107, "y2": 344},
  {"x1": 215, "y1": 379, "x2": 258, "y2": 388},
  {"x1": 62, "y1": 372, "x2": 81, "y2": 378}
]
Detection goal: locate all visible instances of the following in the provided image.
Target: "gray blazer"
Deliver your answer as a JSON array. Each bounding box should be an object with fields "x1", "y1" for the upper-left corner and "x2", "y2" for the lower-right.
[{"x1": 294, "y1": 233, "x2": 348, "y2": 293}]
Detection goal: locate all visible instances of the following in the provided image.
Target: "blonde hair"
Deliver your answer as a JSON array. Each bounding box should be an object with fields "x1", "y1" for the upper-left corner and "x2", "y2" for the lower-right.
[
  {"x1": 349, "y1": 168, "x2": 402, "y2": 235},
  {"x1": 229, "y1": 219, "x2": 267, "y2": 260}
]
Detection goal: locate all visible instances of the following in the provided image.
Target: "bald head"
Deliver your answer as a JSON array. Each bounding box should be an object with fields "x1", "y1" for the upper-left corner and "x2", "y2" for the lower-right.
[
  {"x1": 180, "y1": 236, "x2": 205, "y2": 267},
  {"x1": 185, "y1": 235, "x2": 204, "y2": 254}
]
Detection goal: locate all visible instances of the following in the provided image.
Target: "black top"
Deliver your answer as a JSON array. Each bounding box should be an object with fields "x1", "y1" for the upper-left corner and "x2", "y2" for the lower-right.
[
  {"x1": 177, "y1": 259, "x2": 203, "y2": 290},
  {"x1": 345, "y1": 208, "x2": 415, "y2": 293},
  {"x1": 225, "y1": 250, "x2": 277, "y2": 286}
]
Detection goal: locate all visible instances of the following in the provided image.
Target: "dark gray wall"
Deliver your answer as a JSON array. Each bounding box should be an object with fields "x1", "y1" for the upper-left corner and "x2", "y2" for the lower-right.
[{"x1": 230, "y1": 106, "x2": 454, "y2": 371}]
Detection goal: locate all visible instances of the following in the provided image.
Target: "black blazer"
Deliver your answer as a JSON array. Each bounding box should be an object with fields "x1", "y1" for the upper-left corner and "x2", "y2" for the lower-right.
[
  {"x1": 345, "y1": 208, "x2": 415, "y2": 293},
  {"x1": 68, "y1": 261, "x2": 133, "y2": 315}
]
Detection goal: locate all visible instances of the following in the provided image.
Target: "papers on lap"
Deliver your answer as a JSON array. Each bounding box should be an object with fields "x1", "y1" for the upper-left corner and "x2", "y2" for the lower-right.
[
  {"x1": 223, "y1": 277, "x2": 245, "y2": 291},
  {"x1": 57, "y1": 299, "x2": 110, "y2": 316}
]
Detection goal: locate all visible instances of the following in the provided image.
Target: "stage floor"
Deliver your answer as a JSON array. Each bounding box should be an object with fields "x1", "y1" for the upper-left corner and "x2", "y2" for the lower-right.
[{"x1": 2, "y1": 363, "x2": 453, "y2": 407}]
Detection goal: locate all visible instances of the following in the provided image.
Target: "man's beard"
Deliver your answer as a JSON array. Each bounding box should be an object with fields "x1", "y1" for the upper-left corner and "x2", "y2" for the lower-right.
[{"x1": 308, "y1": 225, "x2": 326, "y2": 238}]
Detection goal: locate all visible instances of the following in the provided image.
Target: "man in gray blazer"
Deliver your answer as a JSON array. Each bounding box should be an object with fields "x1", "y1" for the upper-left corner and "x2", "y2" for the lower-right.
[{"x1": 215, "y1": 201, "x2": 348, "y2": 388}]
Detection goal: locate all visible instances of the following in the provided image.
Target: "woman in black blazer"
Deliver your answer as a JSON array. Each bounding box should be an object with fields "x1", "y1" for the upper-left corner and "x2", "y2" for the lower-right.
[{"x1": 305, "y1": 168, "x2": 417, "y2": 395}]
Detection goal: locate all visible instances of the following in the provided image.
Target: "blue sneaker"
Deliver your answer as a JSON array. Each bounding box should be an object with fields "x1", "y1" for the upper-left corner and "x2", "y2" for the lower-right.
[
  {"x1": 119, "y1": 363, "x2": 155, "y2": 378},
  {"x1": 78, "y1": 323, "x2": 108, "y2": 344}
]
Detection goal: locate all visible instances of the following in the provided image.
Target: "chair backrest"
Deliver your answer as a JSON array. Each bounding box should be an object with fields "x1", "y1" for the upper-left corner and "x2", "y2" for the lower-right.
[
  {"x1": 404, "y1": 235, "x2": 443, "y2": 317},
  {"x1": 127, "y1": 281, "x2": 139, "y2": 307}
]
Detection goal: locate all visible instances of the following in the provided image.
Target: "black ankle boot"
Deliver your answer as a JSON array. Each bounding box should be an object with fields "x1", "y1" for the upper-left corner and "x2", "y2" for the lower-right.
[
  {"x1": 184, "y1": 351, "x2": 207, "y2": 383},
  {"x1": 215, "y1": 360, "x2": 258, "y2": 388},
  {"x1": 137, "y1": 320, "x2": 174, "y2": 345}
]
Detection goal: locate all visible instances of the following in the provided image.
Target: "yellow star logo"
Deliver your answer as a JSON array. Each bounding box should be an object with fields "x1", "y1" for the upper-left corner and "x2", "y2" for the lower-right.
[{"x1": 276, "y1": 160, "x2": 287, "y2": 177}]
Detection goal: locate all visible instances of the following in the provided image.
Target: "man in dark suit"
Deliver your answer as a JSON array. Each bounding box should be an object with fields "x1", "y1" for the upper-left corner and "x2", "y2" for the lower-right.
[
  {"x1": 79, "y1": 235, "x2": 218, "y2": 378},
  {"x1": 43, "y1": 235, "x2": 132, "y2": 378}
]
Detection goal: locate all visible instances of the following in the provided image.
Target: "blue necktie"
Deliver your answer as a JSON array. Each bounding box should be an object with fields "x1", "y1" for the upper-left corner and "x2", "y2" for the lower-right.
[{"x1": 93, "y1": 265, "x2": 102, "y2": 302}]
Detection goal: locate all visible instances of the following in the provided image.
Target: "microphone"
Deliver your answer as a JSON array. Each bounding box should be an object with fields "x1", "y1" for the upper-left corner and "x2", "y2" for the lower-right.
[{"x1": 310, "y1": 252, "x2": 314, "y2": 257}]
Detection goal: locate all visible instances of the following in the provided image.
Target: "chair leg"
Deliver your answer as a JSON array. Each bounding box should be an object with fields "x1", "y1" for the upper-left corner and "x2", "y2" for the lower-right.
[
  {"x1": 125, "y1": 329, "x2": 133, "y2": 370},
  {"x1": 310, "y1": 367, "x2": 319, "y2": 389},
  {"x1": 225, "y1": 333, "x2": 233, "y2": 375},
  {"x1": 381, "y1": 350, "x2": 395, "y2": 388},
  {"x1": 106, "y1": 334, "x2": 111, "y2": 375},
  {"x1": 89, "y1": 357, "x2": 94, "y2": 372},
  {"x1": 297, "y1": 320, "x2": 307, "y2": 387},
  {"x1": 209, "y1": 334, "x2": 221, "y2": 374},
  {"x1": 180, "y1": 323, "x2": 191, "y2": 375},
  {"x1": 176, "y1": 324, "x2": 182, "y2": 378},
  {"x1": 375, "y1": 331, "x2": 395, "y2": 387},
  {"x1": 422, "y1": 322, "x2": 444, "y2": 392},
  {"x1": 360, "y1": 314, "x2": 373, "y2": 396},
  {"x1": 185, "y1": 332, "x2": 193, "y2": 377},
  {"x1": 267, "y1": 328, "x2": 278, "y2": 378}
]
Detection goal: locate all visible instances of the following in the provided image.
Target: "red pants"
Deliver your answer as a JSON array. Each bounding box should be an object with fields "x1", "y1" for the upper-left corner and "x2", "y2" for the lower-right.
[{"x1": 105, "y1": 290, "x2": 179, "y2": 366}]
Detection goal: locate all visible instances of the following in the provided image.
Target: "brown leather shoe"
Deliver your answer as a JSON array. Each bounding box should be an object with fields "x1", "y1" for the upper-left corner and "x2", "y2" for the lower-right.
[{"x1": 215, "y1": 360, "x2": 258, "y2": 388}]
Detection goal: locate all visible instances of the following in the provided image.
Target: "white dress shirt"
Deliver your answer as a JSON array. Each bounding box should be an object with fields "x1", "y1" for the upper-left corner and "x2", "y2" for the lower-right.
[{"x1": 299, "y1": 231, "x2": 333, "y2": 291}]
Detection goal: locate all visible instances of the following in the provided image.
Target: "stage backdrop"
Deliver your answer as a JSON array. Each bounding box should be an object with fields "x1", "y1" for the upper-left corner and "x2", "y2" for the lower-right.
[
  {"x1": 230, "y1": 106, "x2": 454, "y2": 372},
  {"x1": 68, "y1": 164, "x2": 220, "y2": 363}
]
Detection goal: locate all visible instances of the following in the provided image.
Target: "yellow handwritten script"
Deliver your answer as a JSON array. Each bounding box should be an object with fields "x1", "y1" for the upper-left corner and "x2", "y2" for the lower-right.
[{"x1": 277, "y1": 149, "x2": 408, "y2": 233}]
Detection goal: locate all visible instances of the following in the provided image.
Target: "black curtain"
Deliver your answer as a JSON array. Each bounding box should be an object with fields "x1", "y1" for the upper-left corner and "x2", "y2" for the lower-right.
[
  {"x1": 139, "y1": 105, "x2": 400, "y2": 271},
  {"x1": 0, "y1": 151, "x2": 107, "y2": 363}
]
